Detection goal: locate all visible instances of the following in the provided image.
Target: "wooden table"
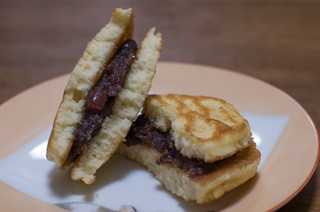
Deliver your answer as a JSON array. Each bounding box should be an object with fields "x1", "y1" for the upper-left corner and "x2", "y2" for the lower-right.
[{"x1": 1, "y1": 0, "x2": 319, "y2": 211}]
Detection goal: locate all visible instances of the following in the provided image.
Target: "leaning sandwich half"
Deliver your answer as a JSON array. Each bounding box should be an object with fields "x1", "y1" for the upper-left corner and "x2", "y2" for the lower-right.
[
  {"x1": 119, "y1": 94, "x2": 261, "y2": 204},
  {"x1": 46, "y1": 7, "x2": 162, "y2": 184}
]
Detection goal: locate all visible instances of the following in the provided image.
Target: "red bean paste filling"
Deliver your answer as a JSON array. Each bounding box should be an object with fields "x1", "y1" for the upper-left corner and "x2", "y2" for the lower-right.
[
  {"x1": 68, "y1": 39, "x2": 138, "y2": 163},
  {"x1": 124, "y1": 115, "x2": 217, "y2": 178}
]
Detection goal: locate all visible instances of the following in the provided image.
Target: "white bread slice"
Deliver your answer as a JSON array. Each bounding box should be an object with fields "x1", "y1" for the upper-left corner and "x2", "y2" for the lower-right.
[
  {"x1": 71, "y1": 28, "x2": 162, "y2": 184},
  {"x1": 143, "y1": 94, "x2": 251, "y2": 163},
  {"x1": 119, "y1": 141, "x2": 260, "y2": 204},
  {"x1": 46, "y1": 8, "x2": 134, "y2": 169}
]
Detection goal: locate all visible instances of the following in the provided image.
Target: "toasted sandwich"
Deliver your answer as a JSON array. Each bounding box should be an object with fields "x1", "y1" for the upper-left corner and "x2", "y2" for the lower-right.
[
  {"x1": 119, "y1": 94, "x2": 261, "y2": 204},
  {"x1": 46, "y1": 7, "x2": 162, "y2": 184}
]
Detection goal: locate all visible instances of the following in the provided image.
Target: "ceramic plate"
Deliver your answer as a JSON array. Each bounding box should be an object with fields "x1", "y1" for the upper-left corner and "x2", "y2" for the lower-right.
[{"x1": 0, "y1": 62, "x2": 318, "y2": 211}]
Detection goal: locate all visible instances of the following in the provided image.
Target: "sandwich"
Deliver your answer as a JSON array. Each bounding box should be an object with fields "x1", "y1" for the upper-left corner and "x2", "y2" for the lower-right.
[
  {"x1": 119, "y1": 94, "x2": 261, "y2": 204},
  {"x1": 46, "y1": 7, "x2": 163, "y2": 184}
]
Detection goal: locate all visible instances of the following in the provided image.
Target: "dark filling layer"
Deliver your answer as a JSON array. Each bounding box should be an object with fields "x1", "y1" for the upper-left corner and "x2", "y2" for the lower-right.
[
  {"x1": 124, "y1": 115, "x2": 216, "y2": 178},
  {"x1": 68, "y1": 39, "x2": 138, "y2": 163}
]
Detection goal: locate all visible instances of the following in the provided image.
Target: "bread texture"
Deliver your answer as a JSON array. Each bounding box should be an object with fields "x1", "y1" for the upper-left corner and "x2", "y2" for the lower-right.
[
  {"x1": 46, "y1": 8, "x2": 134, "y2": 169},
  {"x1": 119, "y1": 141, "x2": 260, "y2": 204},
  {"x1": 143, "y1": 94, "x2": 251, "y2": 163},
  {"x1": 71, "y1": 28, "x2": 162, "y2": 184}
]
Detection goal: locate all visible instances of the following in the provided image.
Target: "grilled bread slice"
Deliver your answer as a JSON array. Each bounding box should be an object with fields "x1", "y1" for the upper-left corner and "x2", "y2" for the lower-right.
[
  {"x1": 46, "y1": 7, "x2": 162, "y2": 184},
  {"x1": 119, "y1": 94, "x2": 260, "y2": 203}
]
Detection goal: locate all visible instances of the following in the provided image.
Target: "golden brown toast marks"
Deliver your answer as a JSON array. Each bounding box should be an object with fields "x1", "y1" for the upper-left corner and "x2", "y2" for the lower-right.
[{"x1": 143, "y1": 94, "x2": 252, "y2": 163}]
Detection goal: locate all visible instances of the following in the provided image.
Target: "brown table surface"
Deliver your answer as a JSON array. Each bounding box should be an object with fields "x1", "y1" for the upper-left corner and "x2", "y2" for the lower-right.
[{"x1": 1, "y1": 0, "x2": 319, "y2": 211}]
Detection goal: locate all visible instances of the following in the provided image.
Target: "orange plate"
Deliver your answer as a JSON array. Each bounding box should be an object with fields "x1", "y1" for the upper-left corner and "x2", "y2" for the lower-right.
[{"x1": 0, "y1": 62, "x2": 318, "y2": 211}]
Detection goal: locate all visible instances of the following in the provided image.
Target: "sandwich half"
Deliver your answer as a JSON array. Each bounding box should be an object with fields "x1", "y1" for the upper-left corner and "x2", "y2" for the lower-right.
[
  {"x1": 46, "y1": 7, "x2": 163, "y2": 184},
  {"x1": 119, "y1": 94, "x2": 261, "y2": 204}
]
